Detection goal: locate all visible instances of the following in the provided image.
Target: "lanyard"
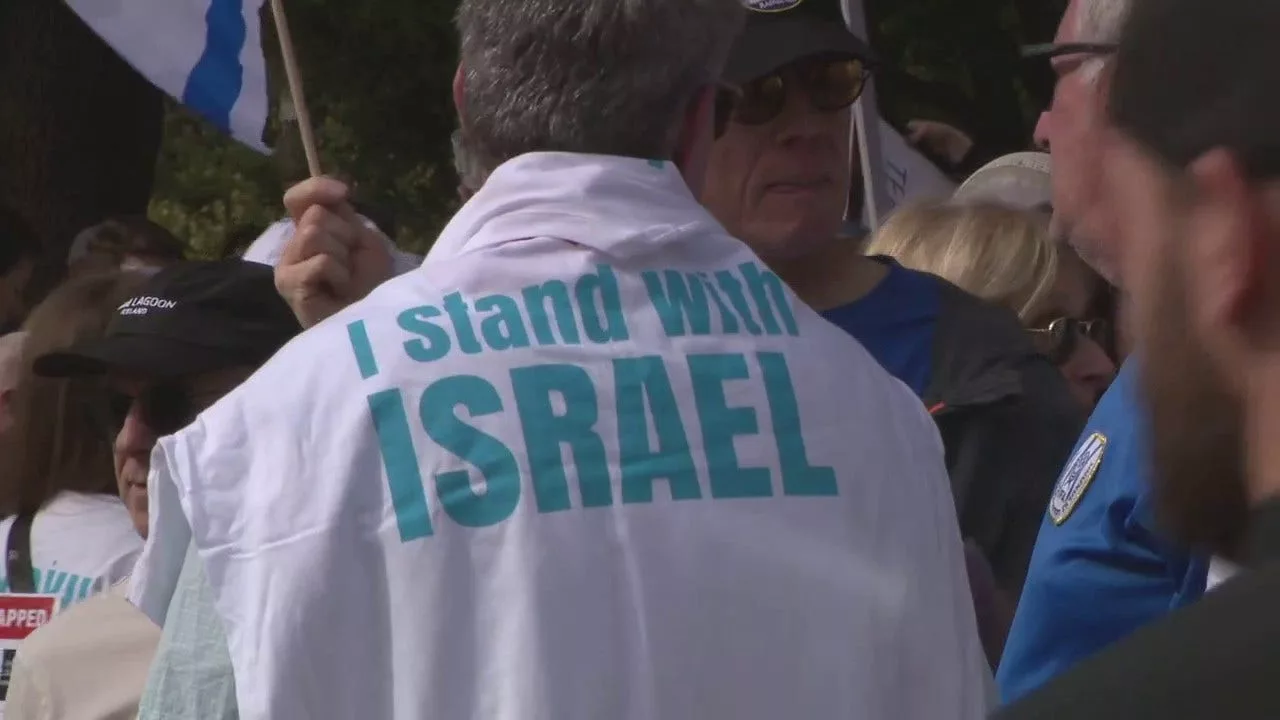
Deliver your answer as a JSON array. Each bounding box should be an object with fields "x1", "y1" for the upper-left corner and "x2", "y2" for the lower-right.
[{"x1": 5, "y1": 512, "x2": 35, "y2": 593}]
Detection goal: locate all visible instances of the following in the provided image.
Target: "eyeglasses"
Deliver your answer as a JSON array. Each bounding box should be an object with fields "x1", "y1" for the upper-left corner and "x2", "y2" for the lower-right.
[
  {"x1": 1021, "y1": 42, "x2": 1118, "y2": 60},
  {"x1": 722, "y1": 56, "x2": 870, "y2": 132},
  {"x1": 101, "y1": 382, "x2": 220, "y2": 438},
  {"x1": 1028, "y1": 317, "x2": 1111, "y2": 365}
]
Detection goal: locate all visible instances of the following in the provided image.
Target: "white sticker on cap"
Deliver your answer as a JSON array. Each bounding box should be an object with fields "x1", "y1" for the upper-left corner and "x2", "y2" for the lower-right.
[{"x1": 744, "y1": 0, "x2": 804, "y2": 12}]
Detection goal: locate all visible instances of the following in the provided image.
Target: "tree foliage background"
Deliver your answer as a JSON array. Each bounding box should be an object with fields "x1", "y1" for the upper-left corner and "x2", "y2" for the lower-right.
[
  {"x1": 23, "y1": 0, "x2": 1068, "y2": 260},
  {"x1": 150, "y1": 0, "x2": 462, "y2": 258}
]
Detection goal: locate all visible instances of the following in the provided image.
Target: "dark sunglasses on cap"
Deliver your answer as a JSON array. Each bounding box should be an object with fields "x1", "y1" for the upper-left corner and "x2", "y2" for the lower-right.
[
  {"x1": 714, "y1": 56, "x2": 870, "y2": 137},
  {"x1": 1028, "y1": 317, "x2": 1111, "y2": 365}
]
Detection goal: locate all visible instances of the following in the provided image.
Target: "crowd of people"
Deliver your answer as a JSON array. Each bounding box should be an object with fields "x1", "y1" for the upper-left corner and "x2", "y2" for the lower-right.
[{"x1": 0, "y1": 0, "x2": 1274, "y2": 716}]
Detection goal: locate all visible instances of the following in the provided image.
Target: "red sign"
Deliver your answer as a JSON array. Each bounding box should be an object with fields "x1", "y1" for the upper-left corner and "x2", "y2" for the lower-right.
[{"x1": 0, "y1": 595, "x2": 58, "y2": 641}]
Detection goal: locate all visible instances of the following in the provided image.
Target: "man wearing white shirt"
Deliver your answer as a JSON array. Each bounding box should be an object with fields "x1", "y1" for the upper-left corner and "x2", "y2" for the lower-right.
[
  {"x1": 138, "y1": 214, "x2": 424, "y2": 720},
  {"x1": 130, "y1": 0, "x2": 988, "y2": 717}
]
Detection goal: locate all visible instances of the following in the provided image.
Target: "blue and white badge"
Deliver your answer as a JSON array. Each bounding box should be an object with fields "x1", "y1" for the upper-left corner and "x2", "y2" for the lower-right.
[
  {"x1": 744, "y1": 0, "x2": 805, "y2": 12},
  {"x1": 1049, "y1": 432, "x2": 1107, "y2": 525}
]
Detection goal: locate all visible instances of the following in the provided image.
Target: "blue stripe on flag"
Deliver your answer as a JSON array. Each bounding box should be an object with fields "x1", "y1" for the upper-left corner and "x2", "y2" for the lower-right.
[{"x1": 181, "y1": 0, "x2": 248, "y2": 134}]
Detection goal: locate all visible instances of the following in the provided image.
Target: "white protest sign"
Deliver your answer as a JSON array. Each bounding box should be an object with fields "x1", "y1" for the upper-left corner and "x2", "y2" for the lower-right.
[
  {"x1": 859, "y1": 118, "x2": 957, "y2": 227},
  {"x1": 0, "y1": 593, "x2": 60, "y2": 710}
]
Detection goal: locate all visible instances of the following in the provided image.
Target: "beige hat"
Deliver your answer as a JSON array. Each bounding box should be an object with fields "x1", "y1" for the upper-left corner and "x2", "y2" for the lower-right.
[{"x1": 953, "y1": 152, "x2": 1052, "y2": 211}]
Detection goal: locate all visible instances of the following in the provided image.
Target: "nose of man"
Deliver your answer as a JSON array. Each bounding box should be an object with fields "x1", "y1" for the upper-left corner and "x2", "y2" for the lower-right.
[
  {"x1": 1033, "y1": 110, "x2": 1052, "y2": 151},
  {"x1": 115, "y1": 401, "x2": 158, "y2": 461}
]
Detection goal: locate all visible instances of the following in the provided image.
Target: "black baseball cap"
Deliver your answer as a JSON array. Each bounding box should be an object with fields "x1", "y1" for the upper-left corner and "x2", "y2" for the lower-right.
[
  {"x1": 1108, "y1": 0, "x2": 1280, "y2": 178},
  {"x1": 723, "y1": 0, "x2": 877, "y2": 85},
  {"x1": 35, "y1": 259, "x2": 301, "y2": 379}
]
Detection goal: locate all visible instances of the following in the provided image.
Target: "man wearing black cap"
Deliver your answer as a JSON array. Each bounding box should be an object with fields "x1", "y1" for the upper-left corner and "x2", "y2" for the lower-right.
[
  {"x1": 997, "y1": 0, "x2": 1280, "y2": 716},
  {"x1": 5, "y1": 260, "x2": 300, "y2": 720},
  {"x1": 701, "y1": 0, "x2": 1084, "y2": 637}
]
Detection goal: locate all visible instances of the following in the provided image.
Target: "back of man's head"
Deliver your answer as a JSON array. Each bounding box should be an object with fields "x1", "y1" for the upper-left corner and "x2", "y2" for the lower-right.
[
  {"x1": 1109, "y1": 0, "x2": 1278, "y2": 176},
  {"x1": 455, "y1": 0, "x2": 745, "y2": 175},
  {"x1": 452, "y1": 129, "x2": 487, "y2": 198}
]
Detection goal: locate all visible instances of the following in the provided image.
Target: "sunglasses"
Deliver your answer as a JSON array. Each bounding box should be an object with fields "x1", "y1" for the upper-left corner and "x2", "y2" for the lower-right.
[
  {"x1": 715, "y1": 56, "x2": 870, "y2": 136},
  {"x1": 1028, "y1": 317, "x2": 1111, "y2": 365},
  {"x1": 713, "y1": 83, "x2": 742, "y2": 139},
  {"x1": 98, "y1": 382, "x2": 218, "y2": 438}
]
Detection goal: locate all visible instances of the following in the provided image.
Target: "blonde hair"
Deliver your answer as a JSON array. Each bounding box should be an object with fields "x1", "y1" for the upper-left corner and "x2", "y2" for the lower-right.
[{"x1": 866, "y1": 201, "x2": 1058, "y2": 321}]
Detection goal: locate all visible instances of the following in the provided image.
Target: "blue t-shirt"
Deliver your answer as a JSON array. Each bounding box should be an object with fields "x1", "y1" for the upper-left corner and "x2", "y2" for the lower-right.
[
  {"x1": 821, "y1": 259, "x2": 939, "y2": 397},
  {"x1": 996, "y1": 360, "x2": 1209, "y2": 703}
]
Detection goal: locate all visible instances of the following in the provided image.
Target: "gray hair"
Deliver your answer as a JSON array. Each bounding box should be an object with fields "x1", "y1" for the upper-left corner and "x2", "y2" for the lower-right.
[
  {"x1": 451, "y1": 130, "x2": 488, "y2": 193},
  {"x1": 1075, "y1": 0, "x2": 1133, "y2": 83},
  {"x1": 456, "y1": 0, "x2": 745, "y2": 176}
]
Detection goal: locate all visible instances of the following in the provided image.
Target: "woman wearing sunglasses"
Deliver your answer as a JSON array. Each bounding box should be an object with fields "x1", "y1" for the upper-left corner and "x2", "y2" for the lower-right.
[
  {"x1": 0, "y1": 271, "x2": 146, "y2": 607},
  {"x1": 868, "y1": 200, "x2": 1117, "y2": 409}
]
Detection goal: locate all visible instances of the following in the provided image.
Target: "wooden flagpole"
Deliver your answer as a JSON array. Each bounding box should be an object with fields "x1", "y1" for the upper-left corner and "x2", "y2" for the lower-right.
[{"x1": 268, "y1": 0, "x2": 321, "y2": 177}]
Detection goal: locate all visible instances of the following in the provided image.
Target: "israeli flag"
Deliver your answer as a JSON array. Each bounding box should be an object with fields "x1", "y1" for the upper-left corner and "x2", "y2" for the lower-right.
[{"x1": 64, "y1": 0, "x2": 271, "y2": 152}]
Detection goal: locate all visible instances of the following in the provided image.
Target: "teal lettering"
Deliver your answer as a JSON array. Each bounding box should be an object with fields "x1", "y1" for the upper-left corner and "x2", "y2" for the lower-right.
[
  {"x1": 0, "y1": 570, "x2": 98, "y2": 606},
  {"x1": 758, "y1": 353, "x2": 837, "y2": 496},
  {"x1": 59, "y1": 576, "x2": 80, "y2": 608},
  {"x1": 741, "y1": 263, "x2": 799, "y2": 336},
  {"x1": 688, "y1": 354, "x2": 773, "y2": 499},
  {"x1": 613, "y1": 357, "x2": 700, "y2": 504},
  {"x1": 698, "y1": 273, "x2": 740, "y2": 334},
  {"x1": 398, "y1": 306, "x2": 452, "y2": 362},
  {"x1": 443, "y1": 292, "x2": 484, "y2": 355},
  {"x1": 643, "y1": 270, "x2": 712, "y2": 337},
  {"x1": 713, "y1": 270, "x2": 762, "y2": 335},
  {"x1": 42, "y1": 569, "x2": 66, "y2": 595},
  {"x1": 75, "y1": 575, "x2": 94, "y2": 602},
  {"x1": 422, "y1": 376, "x2": 522, "y2": 528},
  {"x1": 522, "y1": 281, "x2": 581, "y2": 345},
  {"x1": 512, "y1": 364, "x2": 611, "y2": 512},
  {"x1": 346, "y1": 320, "x2": 380, "y2": 379},
  {"x1": 369, "y1": 389, "x2": 433, "y2": 541},
  {"x1": 576, "y1": 265, "x2": 630, "y2": 344},
  {"x1": 40, "y1": 568, "x2": 63, "y2": 591},
  {"x1": 476, "y1": 294, "x2": 531, "y2": 351}
]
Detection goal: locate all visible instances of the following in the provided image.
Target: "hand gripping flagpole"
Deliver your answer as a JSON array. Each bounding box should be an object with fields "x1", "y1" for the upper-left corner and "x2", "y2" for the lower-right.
[{"x1": 269, "y1": 0, "x2": 322, "y2": 177}]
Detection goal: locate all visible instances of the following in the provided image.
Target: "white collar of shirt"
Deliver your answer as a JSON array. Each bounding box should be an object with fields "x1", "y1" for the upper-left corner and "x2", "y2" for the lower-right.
[
  {"x1": 425, "y1": 152, "x2": 724, "y2": 263},
  {"x1": 1207, "y1": 556, "x2": 1240, "y2": 591}
]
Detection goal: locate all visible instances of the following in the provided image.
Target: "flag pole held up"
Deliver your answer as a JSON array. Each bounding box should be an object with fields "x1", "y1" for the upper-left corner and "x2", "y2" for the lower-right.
[{"x1": 269, "y1": 0, "x2": 322, "y2": 177}]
